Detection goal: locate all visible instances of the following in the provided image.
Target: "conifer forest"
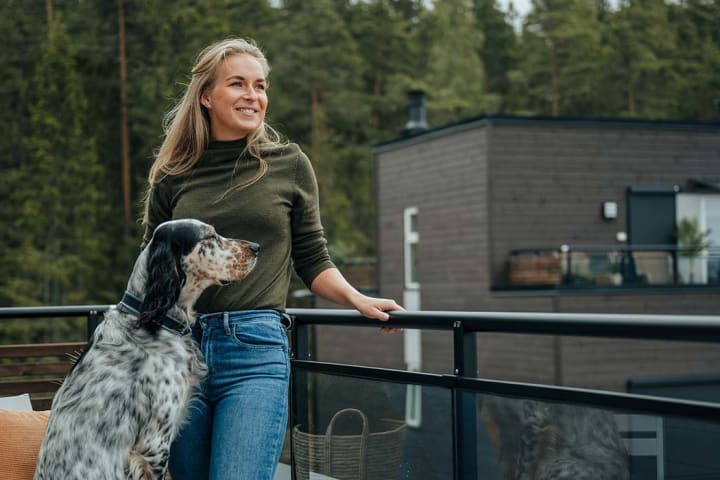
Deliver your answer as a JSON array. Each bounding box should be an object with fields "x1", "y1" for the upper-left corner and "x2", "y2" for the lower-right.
[{"x1": 0, "y1": 0, "x2": 718, "y2": 341}]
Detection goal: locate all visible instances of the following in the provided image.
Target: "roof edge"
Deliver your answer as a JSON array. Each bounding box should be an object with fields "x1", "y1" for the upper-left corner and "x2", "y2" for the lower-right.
[{"x1": 373, "y1": 114, "x2": 720, "y2": 153}]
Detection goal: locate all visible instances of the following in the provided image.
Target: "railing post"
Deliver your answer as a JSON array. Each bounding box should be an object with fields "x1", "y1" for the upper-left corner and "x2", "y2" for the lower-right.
[
  {"x1": 561, "y1": 245, "x2": 572, "y2": 285},
  {"x1": 452, "y1": 320, "x2": 478, "y2": 480},
  {"x1": 87, "y1": 309, "x2": 100, "y2": 340},
  {"x1": 290, "y1": 317, "x2": 310, "y2": 480}
]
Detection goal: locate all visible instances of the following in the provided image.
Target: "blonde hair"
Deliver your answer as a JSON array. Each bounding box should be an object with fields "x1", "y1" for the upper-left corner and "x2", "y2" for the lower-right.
[{"x1": 144, "y1": 38, "x2": 284, "y2": 215}]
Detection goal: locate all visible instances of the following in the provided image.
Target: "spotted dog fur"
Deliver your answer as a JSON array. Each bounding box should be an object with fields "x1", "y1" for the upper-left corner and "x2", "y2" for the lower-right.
[
  {"x1": 483, "y1": 397, "x2": 629, "y2": 480},
  {"x1": 34, "y1": 219, "x2": 259, "y2": 480}
]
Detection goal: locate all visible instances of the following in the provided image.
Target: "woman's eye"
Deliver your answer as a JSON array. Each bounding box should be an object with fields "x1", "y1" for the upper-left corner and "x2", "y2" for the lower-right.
[{"x1": 255, "y1": 84, "x2": 266, "y2": 91}]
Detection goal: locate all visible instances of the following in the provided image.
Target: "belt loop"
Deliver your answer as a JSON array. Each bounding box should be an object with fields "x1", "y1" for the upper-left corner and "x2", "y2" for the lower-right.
[
  {"x1": 281, "y1": 312, "x2": 293, "y2": 330},
  {"x1": 223, "y1": 311, "x2": 231, "y2": 335}
]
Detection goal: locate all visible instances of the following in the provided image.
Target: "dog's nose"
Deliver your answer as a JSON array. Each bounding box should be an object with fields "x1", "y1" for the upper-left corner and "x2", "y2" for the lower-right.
[{"x1": 248, "y1": 242, "x2": 260, "y2": 254}]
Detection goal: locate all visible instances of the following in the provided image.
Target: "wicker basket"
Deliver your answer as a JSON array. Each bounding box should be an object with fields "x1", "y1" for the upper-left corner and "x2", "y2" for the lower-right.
[{"x1": 293, "y1": 408, "x2": 406, "y2": 480}]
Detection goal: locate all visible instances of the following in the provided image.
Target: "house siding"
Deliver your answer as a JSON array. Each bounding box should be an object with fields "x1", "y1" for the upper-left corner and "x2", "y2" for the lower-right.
[
  {"x1": 332, "y1": 118, "x2": 720, "y2": 391},
  {"x1": 376, "y1": 127, "x2": 491, "y2": 311},
  {"x1": 487, "y1": 124, "x2": 720, "y2": 287}
]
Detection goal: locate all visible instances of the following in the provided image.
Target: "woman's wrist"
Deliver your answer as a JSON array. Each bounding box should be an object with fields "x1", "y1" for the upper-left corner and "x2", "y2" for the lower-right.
[{"x1": 346, "y1": 290, "x2": 368, "y2": 310}]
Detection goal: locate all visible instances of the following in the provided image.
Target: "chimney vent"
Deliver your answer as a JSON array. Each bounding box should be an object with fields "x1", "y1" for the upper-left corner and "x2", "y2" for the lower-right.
[{"x1": 401, "y1": 90, "x2": 429, "y2": 136}]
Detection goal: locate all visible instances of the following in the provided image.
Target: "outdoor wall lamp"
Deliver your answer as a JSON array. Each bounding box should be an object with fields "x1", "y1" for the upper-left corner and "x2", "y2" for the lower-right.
[{"x1": 602, "y1": 201, "x2": 618, "y2": 220}]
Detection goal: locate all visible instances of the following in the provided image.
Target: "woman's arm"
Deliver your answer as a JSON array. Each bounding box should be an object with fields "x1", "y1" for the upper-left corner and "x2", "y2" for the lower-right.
[{"x1": 310, "y1": 267, "x2": 402, "y2": 321}]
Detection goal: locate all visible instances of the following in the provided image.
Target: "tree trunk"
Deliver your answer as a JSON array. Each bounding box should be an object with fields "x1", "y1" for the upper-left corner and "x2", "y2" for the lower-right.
[
  {"x1": 550, "y1": 47, "x2": 559, "y2": 116},
  {"x1": 310, "y1": 86, "x2": 329, "y2": 189},
  {"x1": 46, "y1": 0, "x2": 53, "y2": 37},
  {"x1": 371, "y1": 66, "x2": 382, "y2": 130},
  {"x1": 627, "y1": 77, "x2": 636, "y2": 115},
  {"x1": 118, "y1": 0, "x2": 132, "y2": 232}
]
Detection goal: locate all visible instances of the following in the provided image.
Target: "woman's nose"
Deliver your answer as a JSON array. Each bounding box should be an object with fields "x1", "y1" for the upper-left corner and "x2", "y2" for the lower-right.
[{"x1": 242, "y1": 86, "x2": 257, "y2": 99}]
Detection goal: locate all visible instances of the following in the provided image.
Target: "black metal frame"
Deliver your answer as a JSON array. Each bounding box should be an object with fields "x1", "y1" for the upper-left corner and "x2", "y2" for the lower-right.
[
  {"x1": 4, "y1": 306, "x2": 720, "y2": 479},
  {"x1": 288, "y1": 308, "x2": 720, "y2": 480}
]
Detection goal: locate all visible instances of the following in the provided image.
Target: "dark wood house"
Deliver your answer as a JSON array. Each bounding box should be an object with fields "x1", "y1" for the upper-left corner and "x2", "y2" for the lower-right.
[{"x1": 314, "y1": 109, "x2": 720, "y2": 395}]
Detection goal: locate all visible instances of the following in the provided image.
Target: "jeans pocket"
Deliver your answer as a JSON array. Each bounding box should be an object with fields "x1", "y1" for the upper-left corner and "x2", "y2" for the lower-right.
[{"x1": 230, "y1": 321, "x2": 286, "y2": 349}]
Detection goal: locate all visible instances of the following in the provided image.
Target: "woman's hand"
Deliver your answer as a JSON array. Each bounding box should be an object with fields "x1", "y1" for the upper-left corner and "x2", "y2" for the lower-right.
[
  {"x1": 310, "y1": 268, "x2": 404, "y2": 332},
  {"x1": 351, "y1": 294, "x2": 404, "y2": 333},
  {"x1": 352, "y1": 295, "x2": 403, "y2": 321}
]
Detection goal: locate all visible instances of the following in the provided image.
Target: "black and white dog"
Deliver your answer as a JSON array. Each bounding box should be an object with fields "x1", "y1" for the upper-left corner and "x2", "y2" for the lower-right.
[
  {"x1": 35, "y1": 219, "x2": 259, "y2": 480},
  {"x1": 483, "y1": 397, "x2": 629, "y2": 480}
]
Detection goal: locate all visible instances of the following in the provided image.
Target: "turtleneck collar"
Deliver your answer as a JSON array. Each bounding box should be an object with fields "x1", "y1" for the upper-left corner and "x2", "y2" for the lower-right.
[{"x1": 208, "y1": 137, "x2": 248, "y2": 151}]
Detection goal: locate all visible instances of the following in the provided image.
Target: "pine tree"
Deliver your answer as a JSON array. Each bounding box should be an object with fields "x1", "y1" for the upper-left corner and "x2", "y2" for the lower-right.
[
  {"x1": 607, "y1": 0, "x2": 676, "y2": 117},
  {"x1": 518, "y1": 0, "x2": 606, "y2": 116},
  {"x1": 268, "y1": 0, "x2": 367, "y2": 255},
  {"x1": 670, "y1": 0, "x2": 720, "y2": 120},
  {"x1": 425, "y1": 0, "x2": 495, "y2": 125},
  {"x1": 1, "y1": 18, "x2": 110, "y2": 307},
  {"x1": 473, "y1": 0, "x2": 519, "y2": 109},
  {"x1": 0, "y1": 1, "x2": 45, "y2": 271},
  {"x1": 347, "y1": 0, "x2": 416, "y2": 136}
]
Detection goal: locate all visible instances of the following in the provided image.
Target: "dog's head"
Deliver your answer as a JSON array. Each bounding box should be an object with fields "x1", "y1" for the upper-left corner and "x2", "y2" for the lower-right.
[{"x1": 133, "y1": 219, "x2": 259, "y2": 333}]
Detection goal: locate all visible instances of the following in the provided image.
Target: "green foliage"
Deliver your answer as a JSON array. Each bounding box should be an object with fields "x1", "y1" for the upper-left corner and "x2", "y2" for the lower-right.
[
  {"x1": 473, "y1": 0, "x2": 519, "y2": 103},
  {"x1": 669, "y1": 0, "x2": 720, "y2": 120},
  {"x1": 425, "y1": 0, "x2": 499, "y2": 124},
  {"x1": 676, "y1": 217, "x2": 712, "y2": 257},
  {"x1": 5, "y1": 18, "x2": 111, "y2": 309},
  {"x1": 0, "y1": 0, "x2": 718, "y2": 345},
  {"x1": 607, "y1": 0, "x2": 677, "y2": 117},
  {"x1": 518, "y1": 0, "x2": 607, "y2": 116},
  {"x1": 0, "y1": 16, "x2": 113, "y2": 341}
]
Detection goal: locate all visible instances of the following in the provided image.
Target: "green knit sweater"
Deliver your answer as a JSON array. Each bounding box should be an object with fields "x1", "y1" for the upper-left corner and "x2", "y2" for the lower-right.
[{"x1": 143, "y1": 138, "x2": 334, "y2": 313}]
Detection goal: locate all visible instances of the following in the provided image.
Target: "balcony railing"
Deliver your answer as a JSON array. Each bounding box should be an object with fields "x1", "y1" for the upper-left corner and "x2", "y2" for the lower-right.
[
  {"x1": 506, "y1": 245, "x2": 720, "y2": 289},
  {"x1": 3, "y1": 306, "x2": 720, "y2": 478}
]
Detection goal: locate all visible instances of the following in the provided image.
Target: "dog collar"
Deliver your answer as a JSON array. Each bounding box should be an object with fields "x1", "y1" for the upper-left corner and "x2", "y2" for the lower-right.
[{"x1": 117, "y1": 291, "x2": 192, "y2": 336}]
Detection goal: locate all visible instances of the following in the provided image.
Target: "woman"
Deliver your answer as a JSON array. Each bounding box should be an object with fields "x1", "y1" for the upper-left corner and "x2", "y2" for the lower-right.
[{"x1": 142, "y1": 38, "x2": 401, "y2": 479}]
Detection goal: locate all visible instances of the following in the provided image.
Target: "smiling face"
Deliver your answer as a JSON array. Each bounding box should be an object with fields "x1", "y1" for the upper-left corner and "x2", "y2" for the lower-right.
[{"x1": 200, "y1": 53, "x2": 268, "y2": 141}]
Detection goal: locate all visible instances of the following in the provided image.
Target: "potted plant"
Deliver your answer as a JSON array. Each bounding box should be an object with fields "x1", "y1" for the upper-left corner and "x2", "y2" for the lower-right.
[{"x1": 676, "y1": 217, "x2": 712, "y2": 284}]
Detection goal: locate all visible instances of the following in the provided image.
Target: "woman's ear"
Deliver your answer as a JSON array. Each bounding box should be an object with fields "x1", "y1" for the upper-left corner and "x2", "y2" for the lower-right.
[
  {"x1": 137, "y1": 241, "x2": 185, "y2": 334},
  {"x1": 200, "y1": 92, "x2": 211, "y2": 109}
]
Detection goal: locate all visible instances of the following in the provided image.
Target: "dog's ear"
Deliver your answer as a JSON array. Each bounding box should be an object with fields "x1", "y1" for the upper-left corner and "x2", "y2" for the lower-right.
[{"x1": 137, "y1": 240, "x2": 186, "y2": 334}]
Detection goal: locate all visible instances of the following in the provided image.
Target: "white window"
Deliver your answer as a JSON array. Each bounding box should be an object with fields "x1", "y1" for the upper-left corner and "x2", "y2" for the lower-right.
[
  {"x1": 404, "y1": 207, "x2": 420, "y2": 290},
  {"x1": 676, "y1": 193, "x2": 720, "y2": 283},
  {"x1": 402, "y1": 207, "x2": 422, "y2": 428}
]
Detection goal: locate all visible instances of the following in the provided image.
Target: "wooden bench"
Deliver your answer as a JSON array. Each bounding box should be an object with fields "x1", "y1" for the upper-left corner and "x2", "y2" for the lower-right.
[{"x1": 0, "y1": 342, "x2": 86, "y2": 410}]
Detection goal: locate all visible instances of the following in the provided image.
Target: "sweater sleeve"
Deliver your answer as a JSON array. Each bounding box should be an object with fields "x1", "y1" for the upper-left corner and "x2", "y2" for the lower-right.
[
  {"x1": 141, "y1": 178, "x2": 174, "y2": 248},
  {"x1": 291, "y1": 149, "x2": 335, "y2": 288}
]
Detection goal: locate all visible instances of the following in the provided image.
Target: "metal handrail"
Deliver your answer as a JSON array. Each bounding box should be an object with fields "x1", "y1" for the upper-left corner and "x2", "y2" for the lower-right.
[
  {"x1": 4, "y1": 306, "x2": 720, "y2": 341},
  {"x1": 290, "y1": 308, "x2": 720, "y2": 342},
  {"x1": 0, "y1": 305, "x2": 112, "y2": 318},
  {"x1": 511, "y1": 244, "x2": 720, "y2": 254}
]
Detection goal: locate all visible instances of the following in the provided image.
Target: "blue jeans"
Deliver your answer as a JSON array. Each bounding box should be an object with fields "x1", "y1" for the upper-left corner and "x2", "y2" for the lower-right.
[{"x1": 168, "y1": 310, "x2": 290, "y2": 480}]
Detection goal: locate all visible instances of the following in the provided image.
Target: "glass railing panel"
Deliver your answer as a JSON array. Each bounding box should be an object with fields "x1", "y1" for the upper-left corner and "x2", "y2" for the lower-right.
[
  {"x1": 309, "y1": 325, "x2": 454, "y2": 374},
  {"x1": 564, "y1": 250, "x2": 676, "y2": 287},
  {"x1": 630, "y1": 251, "x2": 675, "y2": 285},
  {"x1": 291, "y1": 369, "x2": 453, "y2": 479},
  {"x1": 474, "y1": 391, "x2": 720, "y2": 480},
  {"x1": 505, "y1": 245, "x2": 720, "y2": 288},
  {"x1": 476, "y1": 334, "x2": 720, "y2": 394},
  {"x1": 707, "y1": 254, "x2": 720, "y2": 283}
]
